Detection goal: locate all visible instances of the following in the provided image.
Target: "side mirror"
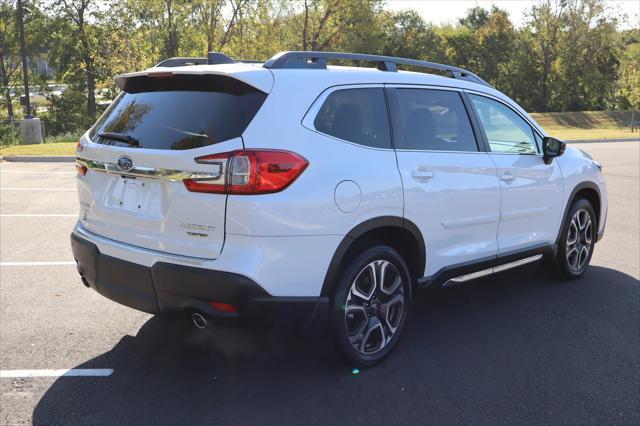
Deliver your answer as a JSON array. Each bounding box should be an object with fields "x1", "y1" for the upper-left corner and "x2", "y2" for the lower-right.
[{"x1": 542, "y1": 137, "x2": 566, "y2": 165}]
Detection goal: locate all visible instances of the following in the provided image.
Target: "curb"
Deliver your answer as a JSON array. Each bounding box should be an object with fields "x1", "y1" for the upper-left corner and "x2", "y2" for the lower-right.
[{"x1": 1, "y1": 156, "x2": 75, "y2": 163}]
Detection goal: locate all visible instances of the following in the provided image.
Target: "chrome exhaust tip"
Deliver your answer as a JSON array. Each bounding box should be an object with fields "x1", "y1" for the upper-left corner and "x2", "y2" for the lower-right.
[{"x1": 191, "y1": 312, "x2": 207, "y2": 329}]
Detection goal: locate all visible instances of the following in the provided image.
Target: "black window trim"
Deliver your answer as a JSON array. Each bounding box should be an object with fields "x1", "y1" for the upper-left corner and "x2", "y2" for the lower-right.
[
  {"x1": 302, "y1": 84, "x2": 395, "y2": 151},
  {"x1": 462, "y1": 90, "x2": 544, "y2": 156},
  {"x1": 385, "y1": 84, "x2": 485, "y2": 154}
]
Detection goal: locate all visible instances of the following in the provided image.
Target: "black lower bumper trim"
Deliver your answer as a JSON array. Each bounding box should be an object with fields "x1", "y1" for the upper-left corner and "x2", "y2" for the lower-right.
[{"x1": 70, "y1": 232, "x2": 328, "y2": 329}]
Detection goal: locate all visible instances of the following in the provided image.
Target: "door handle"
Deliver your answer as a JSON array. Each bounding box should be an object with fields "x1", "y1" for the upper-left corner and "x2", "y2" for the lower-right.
[
  {"x1": 499, "y1": 172, "x2": 514, "y2": 182},
  {"x1": 412, "y1": 170, "x2": 434, "y2": 181}
]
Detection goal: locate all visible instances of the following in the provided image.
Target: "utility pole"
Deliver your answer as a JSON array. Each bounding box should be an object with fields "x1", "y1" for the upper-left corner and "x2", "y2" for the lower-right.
[{"x1": 16, "y1": 0, "x2": 31, "y2": 116}]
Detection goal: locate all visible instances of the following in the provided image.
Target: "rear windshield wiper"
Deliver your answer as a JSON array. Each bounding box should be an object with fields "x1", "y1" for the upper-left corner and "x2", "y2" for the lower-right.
[{"x1": 97, "y1": 132, "x2": 140, "y2": 147}]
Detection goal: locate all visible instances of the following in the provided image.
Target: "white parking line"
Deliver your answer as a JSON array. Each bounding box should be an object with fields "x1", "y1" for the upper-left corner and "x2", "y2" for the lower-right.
[
  {"x1": 0, "y1": 170, "x2": 75, "y2": 175},
  {"x1": 0, "y1": 214, "x2": 76, "y2": 217},
  {"x1": 0, "y1": 187, "x2": 75, "y2": 191},
  {"x1": 0, "y1": 261, "x2": 75, "y2": 266},
  {"x1": 0, "y1": 369, "x2": 113, "y2": 378}
]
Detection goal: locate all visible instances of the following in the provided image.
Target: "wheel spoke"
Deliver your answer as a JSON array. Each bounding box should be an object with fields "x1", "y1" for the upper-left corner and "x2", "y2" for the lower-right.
[
  {"x1": 584, "y1": 219, "x2": 593, "y2": 244},
  {"x1": 378, "y1": 260, "x2": 388, "y2": 292},
  {"x1": 380, "y1": 262, "x2": 401, "y2": 296},
  {"x1": 567, "y1": 246, "x2": 579, "y2": 269},
  {"x1": 578, "y1": 244, "x2": 589, "y2": 268},
  {"x1": 567, "y1": 220, "x2": 578, "y2": 246},
  {"x1": 381, "y1": 294, "x2": 404, "y2": 333},
  {"x1": 360, "y1": 317, "x2": 385, "y2": 354},
  {"x1": 351, "y1": 263, "x2": 376, "y2": 301}
]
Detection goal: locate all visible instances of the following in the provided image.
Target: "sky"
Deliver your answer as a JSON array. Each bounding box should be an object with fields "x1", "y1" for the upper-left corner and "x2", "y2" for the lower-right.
[{"x1": 384, "y1": 0, "x2": 640, "y2": 29}]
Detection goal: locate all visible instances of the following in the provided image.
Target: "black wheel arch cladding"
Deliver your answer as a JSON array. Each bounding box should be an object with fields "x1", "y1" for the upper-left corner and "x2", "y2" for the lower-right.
[{"x1": 321, "y1": 216, "x2": 425, "y2": 300}]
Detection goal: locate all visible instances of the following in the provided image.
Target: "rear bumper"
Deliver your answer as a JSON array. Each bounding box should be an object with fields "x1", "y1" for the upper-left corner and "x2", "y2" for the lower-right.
[{"x1": 71, "y1": 232, "x2": 328, "y2": 330}]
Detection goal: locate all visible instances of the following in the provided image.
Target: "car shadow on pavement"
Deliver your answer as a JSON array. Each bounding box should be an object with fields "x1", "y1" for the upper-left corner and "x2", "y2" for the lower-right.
[{"x1": 33, "y1": 264, "x2": 639, "y2": 425}]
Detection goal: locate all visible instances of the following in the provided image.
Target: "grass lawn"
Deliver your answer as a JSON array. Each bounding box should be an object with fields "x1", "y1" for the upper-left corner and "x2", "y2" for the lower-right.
[
  {"x1": 0, "y1": 142, "x2": 76, "y2": 157},
  {"x1": 531, "y1": 110, "x2": 639, "y2": 140},
  {"x1": 541, "y1": 127, "x2": 637, "y2": 140}
]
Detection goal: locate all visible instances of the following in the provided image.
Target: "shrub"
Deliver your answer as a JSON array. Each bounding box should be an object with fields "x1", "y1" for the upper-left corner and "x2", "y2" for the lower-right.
[
  {"x1": 0, "y1": 123, "x2": 20, "y2": 146},
  {"x1": 42, "y1": 87, "x2": 94, "y2": 136}
]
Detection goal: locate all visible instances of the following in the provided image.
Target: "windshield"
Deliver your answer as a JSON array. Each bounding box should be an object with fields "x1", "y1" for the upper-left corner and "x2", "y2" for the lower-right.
[{"x1": 89, "y1": 74, "x2": 267, "y2": 150}]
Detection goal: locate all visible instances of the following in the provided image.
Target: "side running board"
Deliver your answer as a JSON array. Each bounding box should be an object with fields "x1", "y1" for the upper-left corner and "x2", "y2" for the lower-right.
[{"x1": 444, "y1": 254, "x2": 543, "y2": 286}]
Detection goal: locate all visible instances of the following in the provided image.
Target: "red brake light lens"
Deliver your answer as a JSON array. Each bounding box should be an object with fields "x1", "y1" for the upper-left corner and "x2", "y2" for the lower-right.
[
  {"x1": 184, "y1": 149, "x2": 308, "y2": 195},
  {"x1": 75, "y1": 161, "x2": 88, "y2": 176},
  {"x1": 147, "y1": 72, "x2": 174, "y2": 78}
]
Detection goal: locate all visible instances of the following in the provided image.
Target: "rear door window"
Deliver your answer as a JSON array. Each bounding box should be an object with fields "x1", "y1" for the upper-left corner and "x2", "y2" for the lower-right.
[
  {"x1": 313, "y1": 88, "x2": 391, "y2": 149},
  {"x1": 89, "y1": 75, "x2": 267, "y2": 150},
  {"x1": 393, "y1": 89, "x2": 478, "y2": 152}
]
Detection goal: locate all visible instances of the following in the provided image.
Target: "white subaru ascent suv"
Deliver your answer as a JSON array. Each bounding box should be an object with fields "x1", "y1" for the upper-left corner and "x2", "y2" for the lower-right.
[{"x1": 72, "y1": 51, "x2": 607, "y2": 366}]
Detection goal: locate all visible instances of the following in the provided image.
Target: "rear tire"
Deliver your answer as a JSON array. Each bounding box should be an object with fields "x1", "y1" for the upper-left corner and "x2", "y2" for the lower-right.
[
  {"x1": 330, "y1": 245, "x2": 411, "y2": 367},
  {"x1": 550, "y1": 198, "x2": 596, "y2": 279}
]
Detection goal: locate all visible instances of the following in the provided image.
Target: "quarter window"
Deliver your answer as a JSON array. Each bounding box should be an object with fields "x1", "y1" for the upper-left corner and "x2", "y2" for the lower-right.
[
  {"x1": 394, "y1": 89, "x2": 478, "y2": 152},
  {"x1": 314, "y1": 88, "x2": 391, "y2": 149},
  {"x1": 469, "y1": 95, "x2": 538, "y2": 154}
]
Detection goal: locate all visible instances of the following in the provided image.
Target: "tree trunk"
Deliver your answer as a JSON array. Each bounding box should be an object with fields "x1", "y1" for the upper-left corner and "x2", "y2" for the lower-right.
[
  {"x1": 16, "y1": 0, "x2": 30, "y2": 116},
  {"x1": 86, "y1": 58, "x2": 96, "y2": 119},
  {"x1": 3, "y1": 89, "x2": 13, "y2": 121},
  {"x1": 0, "y1": 54, "x2": 15, "y2": 121},
  {"x1": 76, "y1": 2, "x2": 96, "y2": 119},
  {"x1": 302, "y1": 0, "x2": 309, "y2": 50}
]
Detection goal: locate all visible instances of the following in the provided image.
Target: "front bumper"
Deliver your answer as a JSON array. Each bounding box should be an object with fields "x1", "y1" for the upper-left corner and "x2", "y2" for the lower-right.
[{"x1": 71, "y1": 232, "x2": 328, "y2": 329}]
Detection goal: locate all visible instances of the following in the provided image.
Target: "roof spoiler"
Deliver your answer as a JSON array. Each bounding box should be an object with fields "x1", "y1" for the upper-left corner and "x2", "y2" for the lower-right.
[
  {"x1": 115, "y1": 54, "x2": 273, "y2": 93},
  {"x1": 154, "y1": 52, "x2": 261, "y2": 68}
]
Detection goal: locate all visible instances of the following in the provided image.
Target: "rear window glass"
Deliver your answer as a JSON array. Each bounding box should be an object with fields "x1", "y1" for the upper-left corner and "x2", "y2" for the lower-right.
[
  {"x1": 89, "y1": 75, "x2": 266, "y2": 150},
  {"x1": 314, "y1": 88, "x2": 391, "y2": 149}
]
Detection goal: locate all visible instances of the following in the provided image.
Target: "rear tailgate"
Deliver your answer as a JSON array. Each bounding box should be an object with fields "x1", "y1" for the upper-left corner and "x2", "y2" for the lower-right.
[{"x1": 76, "y1": 69, "x2": 271, "y2": 259}]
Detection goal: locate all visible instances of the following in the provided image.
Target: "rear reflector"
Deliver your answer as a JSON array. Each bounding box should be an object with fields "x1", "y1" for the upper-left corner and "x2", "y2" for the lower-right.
[
  {"x1": 185, "y1": 149, "x2": 308, "y2": 195},
  {"x1": 210, "y1": 301, "x2": 238, "y2": 313}
]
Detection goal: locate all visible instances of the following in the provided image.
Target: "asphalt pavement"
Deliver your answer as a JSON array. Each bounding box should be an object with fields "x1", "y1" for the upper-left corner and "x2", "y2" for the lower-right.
[{"x1": 0, "y1": 141, "x2": 638, "y2": 425}]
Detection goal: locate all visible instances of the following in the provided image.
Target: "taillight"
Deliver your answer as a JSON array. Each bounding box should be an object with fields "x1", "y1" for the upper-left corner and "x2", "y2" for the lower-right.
[
  {"x1": 75, "y1": 161, "x2": 87, "y2": 176},
  {"x1": 184, "y1": 149, "x2": 308, "y2": 195}
]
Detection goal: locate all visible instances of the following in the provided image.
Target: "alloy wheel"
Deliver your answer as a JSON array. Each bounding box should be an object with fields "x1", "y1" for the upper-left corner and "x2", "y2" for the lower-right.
[
  {"x1": 566, "y1": 208, "x2": 593, "y2": 272},
  {"x1": 344, "y1": 260, "x2": 405, "y2": 355}
]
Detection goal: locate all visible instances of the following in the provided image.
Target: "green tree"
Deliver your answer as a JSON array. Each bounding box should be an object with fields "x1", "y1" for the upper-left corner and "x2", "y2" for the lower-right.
[
  {"x1": 0, "y1": 0, "x2": 46, "y2": 120},
  {"x1": 458, "y1": 5, "x2": 490, "y2": 31},
  {"x1": 526, "y1": 0, "x2": 566, "y2": 111},
  {"x1": 556, "y1": 0, "x2": 620, "y2": 110},
  {"x1": 0, "y1": 1, "x2": 20, "y2": 120},
  {"x1": 377, "y1": 10, "x2": 445, "y2": 62},
  {"x1": 51, "y1": 0, "x2": 103, "y2": 118},
  {"x1": 618, "y1": 37, "x2": 640, "y2": 130}
]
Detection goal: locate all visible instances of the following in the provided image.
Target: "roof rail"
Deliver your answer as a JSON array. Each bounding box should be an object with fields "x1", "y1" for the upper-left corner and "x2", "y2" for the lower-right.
[{"x1": 263, "y1": 51, "x2": 492, "y2": 87}]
